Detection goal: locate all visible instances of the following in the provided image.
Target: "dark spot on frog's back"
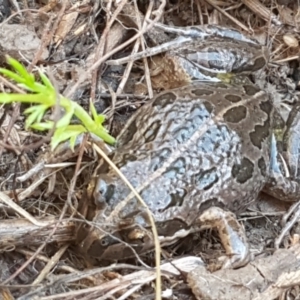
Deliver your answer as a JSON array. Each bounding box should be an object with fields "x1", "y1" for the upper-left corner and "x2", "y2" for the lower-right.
[
  {"x1": 118, "y1": 119, "x2": 137, "y2": 144},
  {"x1": 153, "y1": 92, "x2": 177, "y2": 108},
  {"x1": 163, "y1": 189, "x2": 187, "y2": 211},
  {"x1": 252, "y1": 56, "x2": 267, "y2": 71},
  {"x1": 232, "y1": 157, "x2": 254, "y2": 184},
  {"x1": 174, "y1": 125, "x2": 193, "y2": 143},
  {"x1": 243, "y1": 84, "x2": 261, "y2": 96},
  {"x1": 144, "y1": 120, "x2": 161, "y2": 143},
  {"x1": 202, "y1": 100, "x2": 213, "y2": 114},
  {"x1": 191, "y1": 88, "x2": 214, "y2": 96},
  {"x1": 199, "y1": 198, "x2": 225, "y2": 214},
  {"x1": 249, "y1": 100, "x2": 272, "y2": 149},
  {"x1": 224, "y1": 94, "x2": 242, "y2": 103},
  {"x1": 223, "y1": 106, "x2": 247, "y2": 123},
  {"x1": 164, "y1": 157, "x2": 186, "y2": 178},
  {"x1": 235, "y1": 57, "x2": 266, "y2": 73},
  {"x1": 195, "y1": 167, "x2": 219, "y2": 190},
  {"x1": 116, "y1": 152, "x2": 148, "y2": 169},
  {"x1": 149, "y1": 148, "x2": 172, "y2": 171},
  {"x1": 258, "y1": 156, "x2": 267, "y2": 177},
  {"x1": 259, "y1": 97, "x2": 273, "y2": 115},
  {"x1": 214, "y1": 83, "x2": 229, "y2": 89}
]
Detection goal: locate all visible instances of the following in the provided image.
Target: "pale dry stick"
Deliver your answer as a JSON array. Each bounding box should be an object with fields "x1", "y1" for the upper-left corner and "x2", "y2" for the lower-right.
[
  {"x1": 241, "y1": 0, "x2": 282, "y2": 26},
  {"x1": 0, "y1": 8, "x2": 42, "y2": 25},
  {"x1": 38, "y1": 257, "x2": 202, "y2": 300},
  {"x1": 1, "y1": 221, "x2": 67, "y2": 285},
  {"x1": 196, "y1": 0, "x2": 204, "y2": 25},
  {"x1": 114, "y1": 2, "x2": 147, "y2": 96},
  {"x1": 10, "y1": 0, "x2": 22, "y2": 17},
  {"x1": 274, "y1": 55, "x2": 299, "y2": 63},
  {"x1": 0, "y1": 152, "x2": 86, "y2": 285},
  {"x1": 106, "y1": 36, "x2": 193, "y2": 66},
  {"x1": 0, "y1": 106, "x2": 20, "y2": 157},
  {"x1": 17, "y1": 249, "x2": 80, "y2": 275},
  {"x1": 65, "y1": 0, "x2": 167, "y2": 100},
  {"x1": 97, "y1": 282, "x2": 144, "y2": 300},
  {"x1": 105, "y1": 86, "x2": 119, "y2": 127},
  {"x1": 275, "y1": 202, "x2": 300, "y2": 249},
  {"x1": 17, "y1": 169, "x2": 60, "y2": 200},
  {"x1": 65, "y1": 133, "x2": 88, "y2": 213},
  {"x1": 92, "y1": 142, "x2": 162, "y2": 300},
  {"x1": 28, "y1": 12, "x2": 55, "y2": 72},
  {"x1": 117, "y1": 284, "x2": 144, "y2": 300},
  {"x1": 32, "y1": 244, "x2": 69, "y2": 285},
  {"x1": 107, "y1": 20, "x2": 259, "y2": 66},
  {"x1": 90, "y1": 0, "x2": 128, "y2": 102},
  {"x1": 252, "y1": 248, "x2": 300, "y2": 300},
  {"x1": 40, "y1": 279, "x2": 134, "y2": 300},
  {"x1": 204, "y1": 0, "x2": 252, "y2": 33},
  {"x1": 134, "y1": 0, "x2": 154, "y2": 99},
  {"x1": 88, "y1": 1, "x2": 101, "y2": 43},
  {"x1": 116, "y1": 39, "x2": 141, "y2": 95},
  {"x1": 0, "y1": 192, "x2": 46, "y2": 226},
  {"x1": 1, "y1": 152, "x2": 85, "y2": 287},
  {"x1": 0, "y1": 75, "x2": 26, "y2": 94},
  {"x1": 17, "y1": 162, "x2": 77, "y2": 182}
]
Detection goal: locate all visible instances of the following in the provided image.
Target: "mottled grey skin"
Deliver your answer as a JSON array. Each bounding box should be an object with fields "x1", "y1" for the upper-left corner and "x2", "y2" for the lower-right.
[
  {"x1": 98, "y1": 83, "x2": 271, "y2": 218},
  {"x1": 78, "y1": 82, "x2": 272, "y2": 267}
]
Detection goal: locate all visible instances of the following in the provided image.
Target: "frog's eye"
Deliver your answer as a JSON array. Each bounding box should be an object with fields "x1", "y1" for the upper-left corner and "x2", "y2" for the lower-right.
[
  {"x1": 87, "y1": 235, "x2": 119, "y2": 257},
  {"x1": 100, "y1": 236, "x2": 111, "y2": 247},
  {"x1": 94, "y1": 179, "x2": 115, "y2": 206}
]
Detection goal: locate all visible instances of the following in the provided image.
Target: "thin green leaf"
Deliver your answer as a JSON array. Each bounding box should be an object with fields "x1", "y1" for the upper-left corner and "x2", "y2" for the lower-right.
[
  {"x1": 96, "y1": 114, "x2": 105, "y2": 124},
  {"x1": 30, "y1": 121, "x2": 54, "y2": 131},
  {"x1": 94, "y1": 127, "x2": 116, "y2": 145},
  {"x1": 0, "y1": 93, "x2": 13, "y2": 103},
  {"x1": 24, "y1": 104, "x2": 49, "y2": 126},
  {"x1": 90, "y1": 101, "x2": 106, "y2": 125},
  {"x1": 24, "y1": 104, "x2": 48, "y2": 114},
  {"x1": 51, "y1": 125, "x2": 86, "y2": 150},
  {"x1": 0, "y1": 57, "x2": 116, "y2": 148},
  {"x1": 0, "y1": 68, "x2": 25, "y2": 84},
  {"x1": 90, "y1": 100, "x2": 97, "y2": 121},
  {"x1": 7, "y1": 57, "x2": 32, "y2": 82},
  {"x1": 39, "y1": 72, "x2": 54, "y2": 90},
  {"x1": 56, "y1": 109, "x2": 74, "y2": 128},
  {"x1": 0, "y1": 93, "x2": 51, "y2": 104},
  {"x1": 69, "y1": 135, "x2": 77, "y2": 152}
]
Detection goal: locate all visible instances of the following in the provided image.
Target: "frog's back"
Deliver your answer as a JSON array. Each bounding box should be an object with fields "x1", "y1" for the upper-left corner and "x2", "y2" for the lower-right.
[{"x1": 100, "y1": 82, "x2": 272, "y2": 226}]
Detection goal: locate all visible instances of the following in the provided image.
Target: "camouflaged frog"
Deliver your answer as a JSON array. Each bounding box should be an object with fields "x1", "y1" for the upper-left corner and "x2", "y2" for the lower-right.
[{"x1": 76, "y1": 25, "x2": 300, "y2": 269}]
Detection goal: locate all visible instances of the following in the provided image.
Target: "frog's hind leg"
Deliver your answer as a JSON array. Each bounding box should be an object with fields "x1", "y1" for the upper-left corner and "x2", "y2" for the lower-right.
[{"x1": 199, "y1": 206, "x2": 251, "y2": 269}]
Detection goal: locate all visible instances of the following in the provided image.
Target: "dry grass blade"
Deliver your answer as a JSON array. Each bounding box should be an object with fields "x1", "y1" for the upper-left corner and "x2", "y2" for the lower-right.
[
  {"x1": 92, "y1": 143, "x2": 162, "y2": 300},
  {"x1": 241, "y1": 0, "x2": 281, "y2": 25},
  {"x1": 0, "y1": 192, "x2": 46, "y2": 226},
  {"x1": 32, "y1": 245, "x2": 69, "y2": 285},
  {"x1": 204, "y1": 0, "x2": 252, "y2": 33},
  {"x1": 65, "y1": 0, "x2": 167, "y2": 99}
]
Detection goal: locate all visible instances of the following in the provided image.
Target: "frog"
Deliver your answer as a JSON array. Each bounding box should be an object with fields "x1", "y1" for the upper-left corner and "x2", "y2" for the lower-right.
[{"x1": 76, "y1": 25, "x2": 300, "y2": 269}]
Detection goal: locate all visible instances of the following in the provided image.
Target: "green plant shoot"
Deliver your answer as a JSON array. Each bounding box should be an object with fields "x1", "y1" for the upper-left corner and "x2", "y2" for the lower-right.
[{"x1": 0, "y1": 57, "x2": 116, "y2": 150}]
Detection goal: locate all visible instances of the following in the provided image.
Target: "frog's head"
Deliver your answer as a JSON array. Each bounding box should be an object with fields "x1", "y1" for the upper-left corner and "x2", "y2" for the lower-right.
[
  {"x1": 77, "y1": 172, "x2": 156, "y2": 260},
  {"x1": 78, "y1": 171, "x2": 191, "y2": 261}
]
